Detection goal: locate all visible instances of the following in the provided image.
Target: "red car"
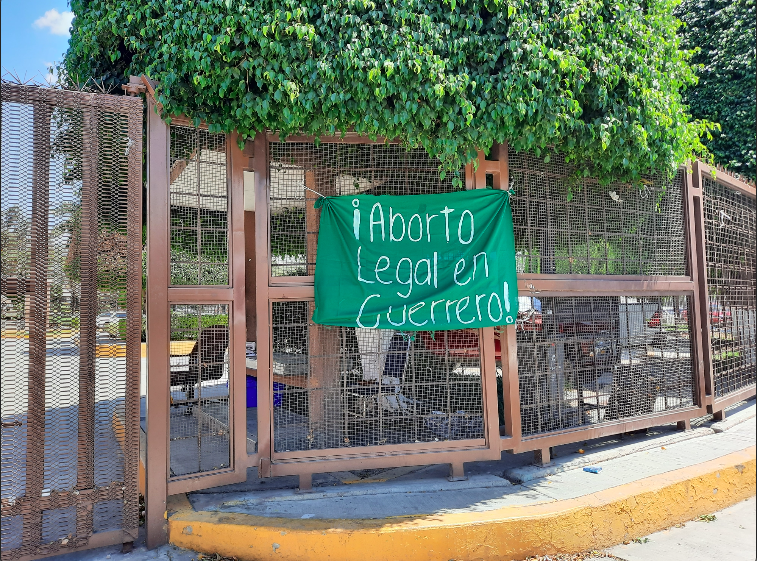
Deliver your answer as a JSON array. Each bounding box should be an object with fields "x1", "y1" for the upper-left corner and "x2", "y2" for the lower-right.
[{"x1": 679, "y1": 305, "x2": 731, "y2": 326}]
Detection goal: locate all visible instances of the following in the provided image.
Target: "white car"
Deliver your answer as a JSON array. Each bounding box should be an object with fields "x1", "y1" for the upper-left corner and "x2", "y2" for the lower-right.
[{"x1": 96, "y1": 311, "x2": 127, "y2": 329}]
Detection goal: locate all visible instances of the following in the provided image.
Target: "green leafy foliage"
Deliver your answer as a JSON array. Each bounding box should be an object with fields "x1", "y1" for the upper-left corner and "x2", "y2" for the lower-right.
[
  {"x1": 65, "y1": 0, "x2": 714, "y2": 183},
  {"x1": 170, "y1": 314, "x2": 229, "y2": 340},
  {"x1": 677, "y1": 0, "x2": 756, "y2": 181}
]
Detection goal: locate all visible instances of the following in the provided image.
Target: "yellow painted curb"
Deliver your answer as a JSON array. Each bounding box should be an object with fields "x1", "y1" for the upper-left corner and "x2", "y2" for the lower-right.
[
  {"x1": 169, "y1": 446, "x2": 756, "y2": 561},
  {"x1": 95, "y1": 344, "x2": 127, "y2": 358},
  {"x1": 0, "y1": 329, "x2": 78, "y2": 339}
]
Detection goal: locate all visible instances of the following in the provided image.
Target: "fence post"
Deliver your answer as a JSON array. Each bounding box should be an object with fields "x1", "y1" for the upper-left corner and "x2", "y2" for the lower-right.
[
  {"x1": 683, "y1": 163, "x2": 709, "y2": 412},
  {"x1": 145, "y1": 96, "x2": 170, "y2": 548},
  {"x1": 124, "y1": 91, "x2": 145, "y2": 544},
  {"x1": 76, "y1": 101, "x2": 98, "y2": 541},
  {"x1": 23, "y1": 93, "x2": 52, "y2": 551},
  {"x1": 690, "y1": 161, "x2": 715, "y2": 408}
]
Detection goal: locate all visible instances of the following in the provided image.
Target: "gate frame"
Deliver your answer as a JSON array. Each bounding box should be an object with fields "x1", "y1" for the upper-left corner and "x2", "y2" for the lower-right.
[
  {"x1": 144, "y1": 105, "x2": 249, "y2": 548},
  {"x1": 689, "y1": 160, "x2": 757, "y2": 419},
  {"x1": 251, "y1": 133, "x2": 504, "y2": 488},
  {"x1": 498, "y1": 159, "x2": 708, "y2": 459}
]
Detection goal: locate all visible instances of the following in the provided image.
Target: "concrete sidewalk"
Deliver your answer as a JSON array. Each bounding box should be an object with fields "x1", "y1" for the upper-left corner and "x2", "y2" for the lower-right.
[
  {"x1": 184, "y1": 400, "x2": 755, "y2": 520},
  {"x1": 607, "y1": 496, "x2": 756, "y2": 561},
  {"x1": 46, "y1": 400, "x2": 756, "y2": 561}
]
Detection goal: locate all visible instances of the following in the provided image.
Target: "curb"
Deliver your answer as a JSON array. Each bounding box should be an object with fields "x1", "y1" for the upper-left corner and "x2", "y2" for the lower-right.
[
  {"x1": 711, "y1": 401, "x2": 756, "y2": 433},
  {"x1": 168, "y1": 446, "x2": 756, "y2": 561}
]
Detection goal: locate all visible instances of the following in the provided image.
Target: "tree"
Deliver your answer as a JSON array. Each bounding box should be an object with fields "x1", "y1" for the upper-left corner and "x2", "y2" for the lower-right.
[
  {"x1": 0, "y1": 206, "x2": 31, "y2": 279},
  {"x1": 676, "y1": 0, "x2": 756, "y2": 180},
  {"x1": 64, "y1": 0, "x2": 714, "y2": 183}
]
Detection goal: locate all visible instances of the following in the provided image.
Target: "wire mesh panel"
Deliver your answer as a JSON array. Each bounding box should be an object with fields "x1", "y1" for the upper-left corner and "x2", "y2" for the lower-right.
[
  {"x1": 271, "y1": 301, "x2": 484, "y2": 453},
  {"x1": 514, "y1": 295, "x2": 695, "y2": 437},
  {"x1": 1, "y1": 82, "x2": 142, "y2": 559},
  {"x1": 168, "y1": 305, "x2": 231, "y2": 477},
  {"x1": 169, "y1": 126, "x2": 228, "y2": 286},
  {"x1": 268, "y1": 143, "x2": 465, "y2": 277},
  {"x1": 509, "y1": 150, "x2": 686, "y2": 275},
  {"x1": 702, "y1": 179, "x2": 756, "y2": 398}
]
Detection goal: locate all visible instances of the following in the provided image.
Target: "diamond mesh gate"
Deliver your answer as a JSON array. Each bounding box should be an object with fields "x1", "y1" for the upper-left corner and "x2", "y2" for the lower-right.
[{"x1": 1, "y1": 82, "x2": 143, "y2": 559}]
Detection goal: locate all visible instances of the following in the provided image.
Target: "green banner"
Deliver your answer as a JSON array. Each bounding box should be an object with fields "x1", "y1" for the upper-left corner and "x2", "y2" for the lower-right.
[{"x1": 312, "y1": 189, "x2": 519, "y2": 330}]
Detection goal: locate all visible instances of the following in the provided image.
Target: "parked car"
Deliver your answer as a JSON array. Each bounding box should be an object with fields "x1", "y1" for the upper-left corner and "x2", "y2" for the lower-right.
[
  {"x1": 679, "y1": 303, "x2": 731, "y2": 326},
  {"x1": 96, "y1": 311, "x2": 127, "y2": 329}
]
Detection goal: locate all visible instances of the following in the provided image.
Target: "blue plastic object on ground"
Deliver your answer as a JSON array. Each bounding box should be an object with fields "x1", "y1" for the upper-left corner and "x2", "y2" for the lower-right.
[
  {"x1": 583, "y1": 466, "x2": 602, "y2": 474},
  {"x1": 247, "y1": 376, "x2": 285, "y2": 408},
  {"x1": 246, "y1": 376, "x2": 257, "y2": 407}
]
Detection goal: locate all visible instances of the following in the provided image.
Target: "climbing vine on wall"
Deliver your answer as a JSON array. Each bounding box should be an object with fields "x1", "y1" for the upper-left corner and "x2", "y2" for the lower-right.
[
  {"x1": 65, "y1": 0, "x2": 714, "y2": 184},
  {"x1": 676, "y1": 0, "x2": 756, "y2": 181}
]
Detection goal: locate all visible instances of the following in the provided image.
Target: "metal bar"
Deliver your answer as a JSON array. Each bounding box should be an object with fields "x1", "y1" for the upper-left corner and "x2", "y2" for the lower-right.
[
  {"x1": 166, "y1": 115, "x2": 208, "y2": 130},
  {"x1": 267, "y1": 284, "x2": 316, "y2": 297},
  {"x1": 253, "y1": 133, "x2": 273, "y2": 475},
  {"x1": 711, "y1": 385, "x2": 757, "y2": 411},
  {"x1": 268, "y1": 447, "x2": 500, "y2": 476},
  {"x1": 229, "y1": 132, "x2": 249, "y2": 483},
  {"x1": 474, "y1": 149, "x2": 486, "y2": 189},
  {"x1": 76, "y1": 103, "x2": 98, "y2": 542},
  {"x1": 245, "y1": 211, "x2": 257, "y2": 342},
  {"x1": 496, "y1": 142, "x2": 522, "y2": 446},
  {"x1": 510, "y1": 406, "x2": 705, "y2": 453},
  {"x1": 480, "y1": 327, "x2": 501, "y2": 450},
  {"x1": 12, "y1": 529, "x2": 129, "y2": 561},
  {"x1": 516, "y1": 274, "x2": 694, "y2": 282},
  {"x1": 683, "y1": 165, "x2": 708, "y2": 410},
  {"x1": 166, "y1": 468, "x2": 242, "y2": 495},
  {"x1": 166, "y1": 287, "x2": 235, "y2": 302},
  {"x1": 517, "y1": 279, "x2": 695, "y2": 294},
  {"x1": 22, "y1": 99, "x2": 51, "y2": 551},
  {"x1": 499, "y1": 324, "x2": 522, "y2": 443},
  {"x1": 1, "y1": 83, "x2": 142, "y2": 114},
  {"x1": 270, "y1": 438, "x2": 489, "y2": 462},
  {"x1": 265, "y1": 132, "x2": 399, "y2": 144},
  {"x1": 691, "y1": 161, "x2": 715, "y2": 400},
  {"x1": 695, "y1": 162, "x2": 756, "y2": 198},
  {"x1": 124, "y1": 97, "x2": 144, "y2": 539},
  {"x1": 145, "y1": 97, "x2": 170, "y2": 548},
  {"x1": 1, "y1": 483, "x2": 126, "y2": 517},
  {"x1": 479, "y1": 144, "x2": 506, "y2": 451},
  {"x1": 464, "y1": 162, "x2": 474, "y2": 190}
]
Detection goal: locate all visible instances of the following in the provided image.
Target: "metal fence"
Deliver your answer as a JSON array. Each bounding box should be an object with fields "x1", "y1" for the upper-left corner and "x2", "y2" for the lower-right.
[
  {"x1": 1, "y1": 82, "x2": 142, "y2": 559},
  {"x1": 263, "y1": 141, "x2": 490, "y2": 464},
  {"x1": 515, "y1": 295, "x2": 695, "y2": 437},
  {"x1": 140, "y1": 117, "x2": 755, "y2": 544},
  {"x1": 701, "y1": 176, "x2": 756, "y2": 401},
  {"x1": 502, "y1": 147, "x2": 705, "y2": 454},
  {"x1": 270, "y1": 301, "x2": 485, "y2": 452},
  {"x1": 6, "y1": 79, "x2": 754, "y2": 552},
  {"x1": 508, "y1": 151, "x2": 687, "y2": 276},
  {"x1": 268, "y1": 142, "x2": 464, "y2": 278}
]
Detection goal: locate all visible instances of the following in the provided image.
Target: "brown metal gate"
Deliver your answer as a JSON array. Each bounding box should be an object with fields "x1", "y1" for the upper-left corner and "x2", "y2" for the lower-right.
[
  {"x1": 254, "y1": 136, "x2": 502, "y2": 483},
  {"x1": 141, "y1": 90, "x2": 755, "y2": 545},
  {"x1": 695, "y1": 162, "x2": 756, "y2": 412},
  {"x1": 1, "y1": 82, "x2": 143, "y2": 559},
  {"x1": 143, "y1": 102, "x2": 249, "y2": 548}
]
